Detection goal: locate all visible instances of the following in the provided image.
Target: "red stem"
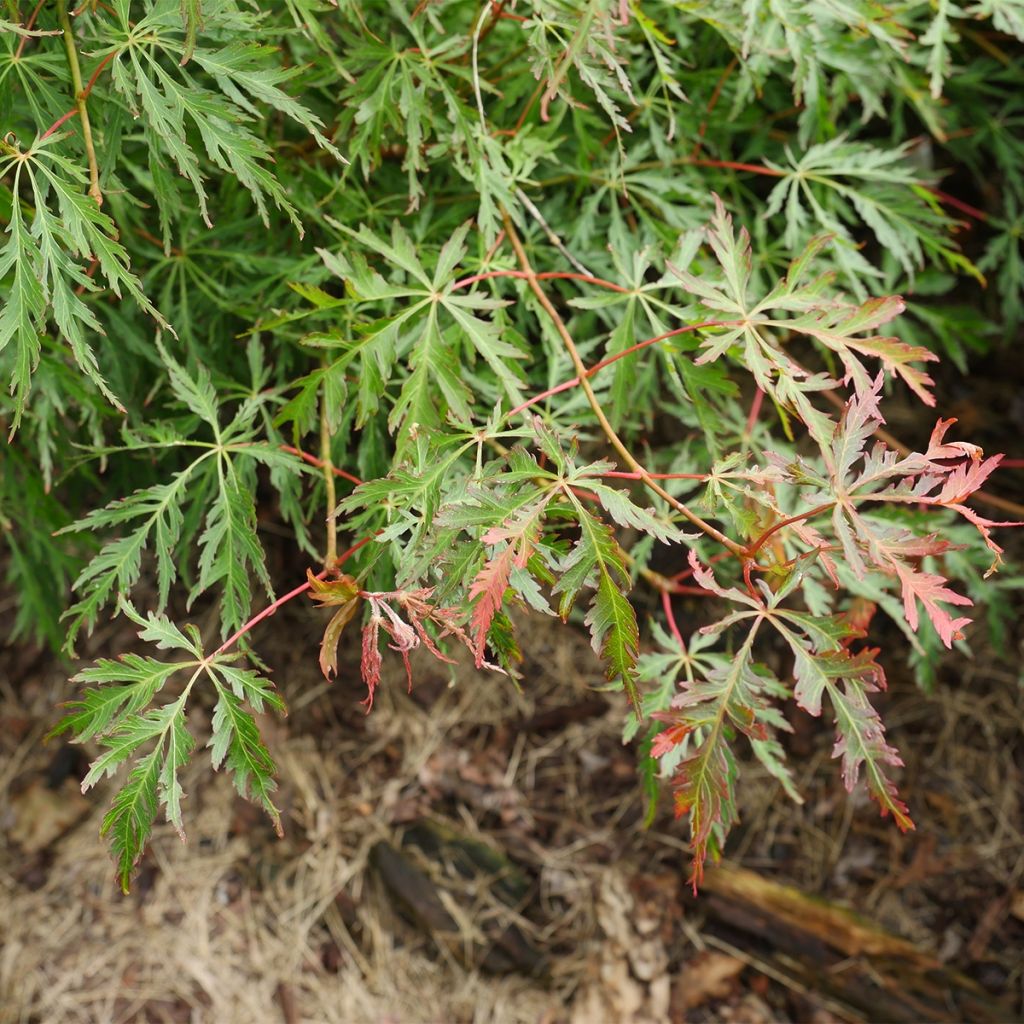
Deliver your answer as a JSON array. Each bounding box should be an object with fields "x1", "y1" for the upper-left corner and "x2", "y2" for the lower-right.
[
  {"x1": 743, "y1": 388, "x2": 765, "y2": 439},
  {"x1": 214, "y1": 536, "x2": 373, "y2": 657},
  {"x1": 689, "y1": 158, "x2": 785, "y2": 178},
  {"x1": 496, "y1": 79, "x2": 544, "y2": 138},
  {"x1": 924, "y1": 186, "x2": 988, "y2": 222},
  {"x1": 678, "y1": 160, "x2": 986, "y2": 225},
  {"x1": 666, "y1": 584, "x2": 717, "y2": 598},
  {"x1": 745, "y1": 502, "x2": 835, "y2": 558},
  {"x1": 39, "y1": 51, "x2": 116, "y2": 141},
  {"x1": 14, "y1": 0, "x2": 46, "y2": 59},
  {"x1": 40, "y1": 108, "x2": 79, "y2": 141},
  {"x1": 662, "y1": 589, "x2": 686, "y2": 650},
  {"x1": 83, "y1": 49, "x2": 116, "y2": 97},
  {"x1": 451, "y1": 268, "x2": 629, "y2": 293},
  {"x1": 280, "y1": 445, "x2": 363, "y2": 486},
  {"x1": 601, "y1": 470, "x2": 707, "y2": 481},
  {"x1": 588, "y1": 321, "x2": 740, "y2": 376},
  {"x1": 508, "y1": 320, "x2": 739, "y2": 419},
  {"x1": 669, "y1": 550, "x2": 732, "y2": 583},
  {"x1": 691, "y1": 57, "x2": 738, "y2": 159}
]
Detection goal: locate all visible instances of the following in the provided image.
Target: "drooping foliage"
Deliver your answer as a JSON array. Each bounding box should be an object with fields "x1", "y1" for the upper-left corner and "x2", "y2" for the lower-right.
[{"x1": 2, "y1": 0, "x2": 1021, "y2": 891}]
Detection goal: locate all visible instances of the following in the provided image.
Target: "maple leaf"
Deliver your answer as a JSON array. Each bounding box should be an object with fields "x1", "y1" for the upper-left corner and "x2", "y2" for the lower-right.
[
  {"x1": 555, "y1": 501, "x2": 643, "y2": 716},
  {"x1": 828, "y1": 679, "x2": 914, "y2": 833},
  {"x1": 891, "y1": 562, "x2": 972, "y2": 646},
  {"x1": 306, "y1": 571, "x2": 362, "y2": 679},
  {"x1": 468, "y1": 543, "x2": 517, "y2": 667},
  {"x1": 669, "y1": 198, "x2": 938, "y2": 448},
  {"x1": 467, "y1": 503, "x2": 546, "y2": 667},
  {"x1": 654, "y1": 619, "x2": 798, "y2": 890},
  {"x1": 55, "y1": 603, "x2": 284, "y2": 892},
  {"x1": 816, "y1": 378, "x2": 1020, "y2": 646},
  {"x1": 768, "y1": 617, "x2": 913, "y2": 832},
  {"x1": 357, "y1": 588, "x2": 498, "y2": 711}
]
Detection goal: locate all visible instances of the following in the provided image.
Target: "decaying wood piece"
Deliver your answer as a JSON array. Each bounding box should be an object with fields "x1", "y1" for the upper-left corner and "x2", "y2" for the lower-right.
[{"x1": 698, "y1": 862, "x2": 1013, "y2": 1023}]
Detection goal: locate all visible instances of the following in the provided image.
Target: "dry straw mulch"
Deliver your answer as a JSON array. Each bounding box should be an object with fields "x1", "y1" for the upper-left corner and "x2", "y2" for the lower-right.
[{"x1": 2, "y1": 603, "x2": 1022, "y2": 1023}]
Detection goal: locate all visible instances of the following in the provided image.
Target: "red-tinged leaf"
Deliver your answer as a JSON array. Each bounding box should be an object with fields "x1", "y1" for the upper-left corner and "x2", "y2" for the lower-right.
[
  {"x1": 824, "y1": 294, "x2": 905, "y2": 334},
  {"x1": 767, "y1": 291, "x2": 934, "y2": 404},
  {"x1": 687, "y1": 550, "x2": 760, "y2": 609},
  {"x1": 360, "y1": 614, "x2": 382, "y2": 711},
  {"x1": 948, "y1": 502, "x2": 1021, "y2": 575},
  {"x1": 307, "y1": 569, "x2": 362, "y2": 680},
  {"x1": 672, "y1": 734, "x2": 737, "y2": 894},
  {"x1": 705, "y1": 193, "x2": 753, "y2": 307},
  {"x1": 923, "y1": 418, "x2": 984, "y2": 464},
  {"x1": 842, "y1": 598, "x2": 877, "y2": 642},
  {"x1": 407, "y1": 613, "x2": 459, "y2": 666},
  {"x1": 356, "y1": 588, "x2": 503, "y2": 711},
  {"x1": 828, "y1": 373, "x2": 885, "y2": 482},
  {"x1": 467, "y1": 543, "x2": 515, "y2": 667},
  {"x1": 650, "y1": 720, "x2": 692, "y2": 758},
  {"x1": 764, "y1": 613, "x2": 909, "y2": 833},
  {"x1": 318, "y1": 598, "x2": 360, "y2": 679},
  {"x1": 790, "y1": 644, "x2": 885, "y2": 717},
  {"x1": 934, "y1": 453, "x2": 1002, "y2": 506},
  {"x1": 839, "y1": 329, "x2": 936, "y2": 406},
  {"x1": 828, "y1": 680, "x2": 914, "y2": 833},
  {"x1": 893, "y1": 563, "x2": 972, "y2": 647},
  {"x1": 662, "y1": 630, "x2": 792, "y2": 890}
]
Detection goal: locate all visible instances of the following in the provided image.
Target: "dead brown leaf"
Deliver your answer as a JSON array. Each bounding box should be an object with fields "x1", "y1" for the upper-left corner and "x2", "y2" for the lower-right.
[{"x1": 674, "y1": 951, "x2": 745, "y2": 1011}]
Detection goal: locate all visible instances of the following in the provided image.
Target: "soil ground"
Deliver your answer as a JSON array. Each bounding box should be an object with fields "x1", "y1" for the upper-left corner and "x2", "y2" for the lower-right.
[{"x1": 2, "y1": 357, "x2": 1023, "y2": 1024}]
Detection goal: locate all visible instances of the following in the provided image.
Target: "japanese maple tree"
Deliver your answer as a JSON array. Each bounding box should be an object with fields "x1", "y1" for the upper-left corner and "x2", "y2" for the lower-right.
[{"x1": 2, "y1": 0, "x2": 1021, "y2": 892}]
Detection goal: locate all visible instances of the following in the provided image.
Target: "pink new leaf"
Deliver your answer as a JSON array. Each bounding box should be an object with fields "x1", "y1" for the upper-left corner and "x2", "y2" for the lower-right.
[
  {"x1": 923, "y1": 417, "x2": 984, "y2": 465},
  {"x1": 828, "y1": 373, "x2": 885, "y2": 482},
  {"x1": 893, "y1": 563, "x2": 972, "y2": 647},
  {"x1": 840, "y1": 329, "x2": 936, "y2": 406},
  {"x1": 360, "y1": 613, "x2": 382, "y2": 711},
  {"x1": 934, "y1": 454, "x2": 1002, "y2": 506},
  {"x1": 949, "y1": 502, "x2": 1019, "y2": 575},
  {"x1": 687, "y1": 550, "x2": 761, "y2": 609},
  {"x1": 468, "y1": 544, "x2": 516, "y2": 667},
  {"x1": 829, "y1": 680, "x2": 914, "y2": 833},
  {"x1": 469, "y1": 511, "x2": 542, "y2": 667}
]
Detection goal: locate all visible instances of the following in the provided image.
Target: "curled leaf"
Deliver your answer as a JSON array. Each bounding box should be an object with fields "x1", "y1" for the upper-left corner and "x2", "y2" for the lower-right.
[{"x1": 306, "y1": 569, "x2": 361, "y2": 679}]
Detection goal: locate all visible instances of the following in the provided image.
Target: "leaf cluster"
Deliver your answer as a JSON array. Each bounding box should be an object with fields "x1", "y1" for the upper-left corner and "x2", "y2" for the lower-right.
[{"x1": 2, "y1": 0, "x2": 1021, "y2": 890}]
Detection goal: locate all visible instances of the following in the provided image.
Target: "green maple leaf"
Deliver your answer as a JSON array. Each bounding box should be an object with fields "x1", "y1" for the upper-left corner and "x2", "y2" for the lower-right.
[{"x1": 56, "y1": 602, "x2": 285, "y2": 892}]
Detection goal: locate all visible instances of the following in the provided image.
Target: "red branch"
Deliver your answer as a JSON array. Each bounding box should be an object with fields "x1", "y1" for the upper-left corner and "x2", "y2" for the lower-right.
[
  {"x1": 670, "y1": 550, "x2": 732, "y2": 584},
  {"x1": 450, "y1": 268, "x2": 629, "y2": 293},
  {"x1": 924, "y1": 186, "x2": 988, "y2": 222},
  {"x1": 508, "y1": 320, "x2": 740, "y2": 418},
  {"x1": 744, "y1": 502, "x2": 836, "y2": 558},
  {"x1": 689, "y1": 157, "x2": 785, "y2": 178},
  {"x1": 662, "y1": 589, "x2": 686, "y2": 650},
  {"x1": 280, "y1": 445, "x2": 364, "y2": 486},
  {"x1": 14, "y1": 0, "x2": 46, "y2": 59},
  {"x1": 214, "y1": 536, "x2": 373, "y2": 657},
  {"x1": 40, "y1": 51, "x2": 116, "y2": 141},
  {"x1": 743, "y1": 388, "x2": 765, "y2": 439},
  {"x1": 601, "y1": 470, "x2": 707, "y2": 481}
]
